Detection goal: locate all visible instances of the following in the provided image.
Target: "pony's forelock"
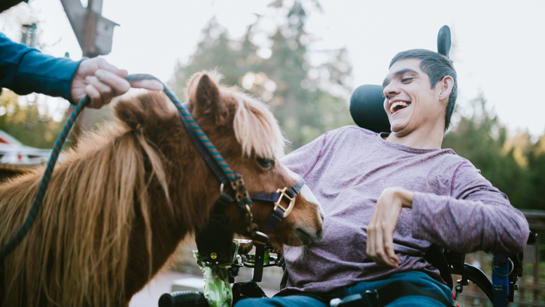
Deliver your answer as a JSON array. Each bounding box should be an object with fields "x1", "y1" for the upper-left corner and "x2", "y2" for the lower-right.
[{"x1": 231, "y1": 91, "x2": 285, "y2": 159}]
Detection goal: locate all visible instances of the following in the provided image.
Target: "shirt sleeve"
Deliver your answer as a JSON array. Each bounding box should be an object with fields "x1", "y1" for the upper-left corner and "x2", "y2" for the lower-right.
[
  {"x1": 411, "y1": 161, "x2": 529, "y2": 254},
  {"x1": 0, "y1": 32, "x2": 81, "y2": 101},
  {"x1": 281, "y1": 132, "x2": 328, "y2": 179}
]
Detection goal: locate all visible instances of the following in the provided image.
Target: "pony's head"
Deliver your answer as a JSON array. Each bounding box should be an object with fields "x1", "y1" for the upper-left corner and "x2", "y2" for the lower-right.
[
  {"x1": 184, "y1": 72, "x2": 324, "y2": 247},
  {"x1": 114, "y1": 72, "x2": 324, "y2": 248}
]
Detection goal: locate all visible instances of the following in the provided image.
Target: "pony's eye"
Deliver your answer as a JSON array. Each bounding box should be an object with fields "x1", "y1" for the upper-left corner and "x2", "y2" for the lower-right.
[{"x1": 256, "y1": 157, "x2": 275, "y2": 169}]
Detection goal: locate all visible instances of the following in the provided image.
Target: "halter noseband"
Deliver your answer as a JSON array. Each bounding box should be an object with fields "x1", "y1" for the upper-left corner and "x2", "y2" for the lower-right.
[{"x1": 251, "y1": 179, "x2": 305, "y2": 232}]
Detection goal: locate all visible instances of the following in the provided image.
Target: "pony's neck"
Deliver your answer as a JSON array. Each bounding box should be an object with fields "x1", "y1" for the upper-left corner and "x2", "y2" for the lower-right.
[{"x1": 124, "y1": 124, "x2": 222, "y2": 298}]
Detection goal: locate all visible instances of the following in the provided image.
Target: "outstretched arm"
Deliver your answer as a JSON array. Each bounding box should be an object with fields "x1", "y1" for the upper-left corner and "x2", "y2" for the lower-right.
[{"x1": 1, "y1": 32, "x2": 162, "y2": 108}]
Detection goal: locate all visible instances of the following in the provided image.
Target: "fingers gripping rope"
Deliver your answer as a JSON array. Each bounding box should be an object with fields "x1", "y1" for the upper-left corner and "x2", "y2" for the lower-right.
[{"x1": 0, "y1": 74, "x2": 242, "y2": 260}]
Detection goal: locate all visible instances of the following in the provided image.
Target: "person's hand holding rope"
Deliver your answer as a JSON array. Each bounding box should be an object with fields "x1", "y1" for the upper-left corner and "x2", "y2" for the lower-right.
[{"x1": 70, "y1": 57, "x2": 163, "y2": 108}]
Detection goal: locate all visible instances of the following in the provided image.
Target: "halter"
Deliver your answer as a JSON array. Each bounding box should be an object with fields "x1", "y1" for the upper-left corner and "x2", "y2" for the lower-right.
[{"x1": 251, "y1": 179, "x2": 305, "y2": 232}]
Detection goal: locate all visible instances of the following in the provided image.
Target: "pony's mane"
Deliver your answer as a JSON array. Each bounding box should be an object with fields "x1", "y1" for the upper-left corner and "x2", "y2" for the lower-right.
[
  {"x1": 0, "y1": 94, "x2": 172, "y2": 306},
  {"x1": 227, "y1": 88, "x2": 286, "y2": 159}
]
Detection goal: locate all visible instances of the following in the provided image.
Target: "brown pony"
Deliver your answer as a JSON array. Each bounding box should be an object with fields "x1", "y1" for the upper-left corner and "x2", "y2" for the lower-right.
[{"x1": 0, "y1": 72, "x2": 323, "y2": 307}]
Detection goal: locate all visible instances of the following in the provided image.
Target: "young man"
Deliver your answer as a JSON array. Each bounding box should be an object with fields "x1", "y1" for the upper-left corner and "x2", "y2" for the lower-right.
[
  {"x1": 235, "y1": 49, "x2": 529, "y2": 307},
  {"x1": 0, "y1": 32, "x2": 162, "y2": 108}
]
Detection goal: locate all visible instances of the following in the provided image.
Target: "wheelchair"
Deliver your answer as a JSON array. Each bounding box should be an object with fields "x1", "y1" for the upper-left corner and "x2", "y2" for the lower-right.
[
  {"x1": 157, "y1": 25, "x2": 534, "y2": 307},
  {"x1": 157, "y1": 235, "x2": 535, "y2": 307},
  {"x1": 157, "y1": 82, "x2": 536, "y2": 307}
]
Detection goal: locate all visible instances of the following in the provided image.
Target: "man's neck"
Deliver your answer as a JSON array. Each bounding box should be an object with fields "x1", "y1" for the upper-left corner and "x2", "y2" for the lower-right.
[{"x1": 385, "y1": 126, "x2": 444, "y2": 149}]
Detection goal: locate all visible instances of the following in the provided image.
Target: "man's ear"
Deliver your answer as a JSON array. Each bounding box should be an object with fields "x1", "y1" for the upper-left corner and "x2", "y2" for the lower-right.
[
  {"x1": 438, "y1": 75, "x2": 454, "y2": 105},
  {"x1": 186, "y1": 72, "x2": 226, "y2": 122}
]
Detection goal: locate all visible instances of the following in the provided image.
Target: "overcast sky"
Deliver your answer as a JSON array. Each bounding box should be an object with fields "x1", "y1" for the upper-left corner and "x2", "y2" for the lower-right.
[{"x1": 2, "y1": 0, "x2": 545, "y2": 137}]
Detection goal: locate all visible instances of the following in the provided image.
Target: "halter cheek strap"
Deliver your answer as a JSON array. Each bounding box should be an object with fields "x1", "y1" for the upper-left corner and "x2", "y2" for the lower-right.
[{"x1": 250, "y1": 179, "x2": 305, "y2": 232}]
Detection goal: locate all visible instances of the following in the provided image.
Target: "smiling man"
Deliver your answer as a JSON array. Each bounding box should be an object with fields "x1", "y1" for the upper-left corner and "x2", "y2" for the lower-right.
[{"x1": 235, "y1": 49, "x2": 529, "y2": 307}]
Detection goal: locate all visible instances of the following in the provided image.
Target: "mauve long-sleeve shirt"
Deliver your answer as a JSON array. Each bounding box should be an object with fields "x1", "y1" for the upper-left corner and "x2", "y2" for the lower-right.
[{"x1": 279, "y1": 125, "x2": 529, "y2": 293}]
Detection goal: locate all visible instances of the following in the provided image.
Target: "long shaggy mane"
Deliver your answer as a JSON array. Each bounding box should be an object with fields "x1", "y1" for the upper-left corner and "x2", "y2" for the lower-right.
[{"x1": 0, "y1": 101, "x2": 171, "y2": 306}]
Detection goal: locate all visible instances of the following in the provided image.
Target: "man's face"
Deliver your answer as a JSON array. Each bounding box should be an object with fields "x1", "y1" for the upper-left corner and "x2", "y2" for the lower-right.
[{"x1": 382, "y1": 58, "x2": 446, "y2": 136}]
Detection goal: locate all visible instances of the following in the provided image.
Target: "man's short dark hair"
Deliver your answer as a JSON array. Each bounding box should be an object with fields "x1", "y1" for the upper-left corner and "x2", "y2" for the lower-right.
[{"x1": 389, "y1": 49, "x2": 457, "y2": 130}]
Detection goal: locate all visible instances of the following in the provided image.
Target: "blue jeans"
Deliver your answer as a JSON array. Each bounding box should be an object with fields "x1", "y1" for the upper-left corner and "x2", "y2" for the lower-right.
[{"x1": 235, "y1": 271, "x2": 453, "y2": 307}]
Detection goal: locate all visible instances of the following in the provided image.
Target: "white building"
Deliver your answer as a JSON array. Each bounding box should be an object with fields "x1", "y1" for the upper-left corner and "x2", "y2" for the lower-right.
[{"x1": 0, "y1": 130, "x2": 50, "y2": 165}]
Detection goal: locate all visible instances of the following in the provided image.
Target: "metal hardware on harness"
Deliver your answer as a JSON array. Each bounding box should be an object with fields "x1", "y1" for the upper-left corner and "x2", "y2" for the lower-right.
[
  {"x1": 231, "y1": 176, "x2": 252, "y2": 206},
  {"x1": 229, "y1": 175, "x2": 259, "y2": 236},
  {"x1": 273, "y1": 187, "x2": 297, "y2": 218}
]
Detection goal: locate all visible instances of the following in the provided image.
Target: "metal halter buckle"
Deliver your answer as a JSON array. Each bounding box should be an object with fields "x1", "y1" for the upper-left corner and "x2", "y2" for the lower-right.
[{"x1": 273, "y1": 187, "x2": 296, "y2": 218}]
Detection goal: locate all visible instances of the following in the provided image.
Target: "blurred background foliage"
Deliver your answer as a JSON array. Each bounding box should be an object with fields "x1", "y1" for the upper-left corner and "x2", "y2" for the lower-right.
[
  {"x1": 0, "y1": 89, "x2": 65, "y2": 148},
  {"x1": 1, "y1": 0, "x2": 544, "y2": 211}
]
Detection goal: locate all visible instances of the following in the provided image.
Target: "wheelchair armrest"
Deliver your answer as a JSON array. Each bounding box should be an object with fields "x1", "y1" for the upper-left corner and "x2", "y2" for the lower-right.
[
  {"x1": 440, "y1": 230, "x2": 536, "y2": 306},
  {"x1": 460, "y1": 263, "x2": 493, "y2": 301}
]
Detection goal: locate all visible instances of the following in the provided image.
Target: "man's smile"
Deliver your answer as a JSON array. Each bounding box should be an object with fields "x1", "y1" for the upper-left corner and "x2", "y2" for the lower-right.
[{"x1": 388, "y1": 99, "x2": 411, "y2": 114}]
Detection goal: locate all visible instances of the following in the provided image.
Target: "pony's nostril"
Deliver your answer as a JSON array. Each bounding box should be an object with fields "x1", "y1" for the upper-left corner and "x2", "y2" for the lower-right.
[
  {"x1": 295, "y1": 228, "x2": 312, "y2": 245},
  {"x1": 316, "y1": 228, "x2": 323, "y2": 241},
  {"x1": 295, "y1": 227, "x2": 321, "y2": 245}
]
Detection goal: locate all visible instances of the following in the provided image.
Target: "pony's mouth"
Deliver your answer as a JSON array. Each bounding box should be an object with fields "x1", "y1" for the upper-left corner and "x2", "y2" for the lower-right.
[
  {"x1": 389, "y1": 100, "x2": 411, "y2": 114},
  {"x1": 295, "y1": 227, "x2": 321, "y2": 245}
]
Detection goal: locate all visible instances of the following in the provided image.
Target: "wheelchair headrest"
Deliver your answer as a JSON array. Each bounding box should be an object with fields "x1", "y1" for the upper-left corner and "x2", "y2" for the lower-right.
[
  {"x1": 349, "y1": 84, "x2": 389, "y2": 133},
  {"x1": 349, "y1": 25, "x2": 452, "y2": 133}
]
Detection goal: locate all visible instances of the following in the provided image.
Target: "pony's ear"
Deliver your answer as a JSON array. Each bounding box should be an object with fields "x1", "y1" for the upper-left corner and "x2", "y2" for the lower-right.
[{"x1": 186, "y1": 72, "x2": 228, "y2": 123}]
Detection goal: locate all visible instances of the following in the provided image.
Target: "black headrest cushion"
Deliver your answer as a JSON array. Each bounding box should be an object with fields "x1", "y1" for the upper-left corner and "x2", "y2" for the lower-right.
[{"x1": 349, "y1": 84, "x2": 390, "y2": 133}]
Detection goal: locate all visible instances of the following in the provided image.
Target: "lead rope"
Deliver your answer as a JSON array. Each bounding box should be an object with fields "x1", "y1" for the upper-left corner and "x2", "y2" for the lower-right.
[{"x1": 0, "y1": 74, "x2": 253, "y2": 260}]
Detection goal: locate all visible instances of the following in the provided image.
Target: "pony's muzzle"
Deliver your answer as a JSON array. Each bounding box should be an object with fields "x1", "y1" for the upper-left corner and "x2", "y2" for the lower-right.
[{"x1": 295, "y1": 226, "x2": 323, "y2": 244}]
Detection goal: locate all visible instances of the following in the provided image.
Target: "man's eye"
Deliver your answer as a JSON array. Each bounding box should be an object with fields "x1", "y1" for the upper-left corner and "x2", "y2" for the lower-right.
[
  {"x1": 256, "y1": 157, "x2": 275, "y2": 169},
  {"x1": 401, "y1": 77, "x2": 413, "y2": 83}
]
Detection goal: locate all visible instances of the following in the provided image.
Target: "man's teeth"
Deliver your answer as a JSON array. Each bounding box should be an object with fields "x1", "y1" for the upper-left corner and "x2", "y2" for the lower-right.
[{"x1": 390, "y1": 101, "x2": 409, "y2": 113}]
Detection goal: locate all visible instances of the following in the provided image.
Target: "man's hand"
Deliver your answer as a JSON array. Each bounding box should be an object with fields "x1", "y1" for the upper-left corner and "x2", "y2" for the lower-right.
[
  {"x1": 70, "y1": 57, "x2": 163, "y2": 108},
  {"x1": 366, "y1": 187, "x2": 413, "y2": 268}
]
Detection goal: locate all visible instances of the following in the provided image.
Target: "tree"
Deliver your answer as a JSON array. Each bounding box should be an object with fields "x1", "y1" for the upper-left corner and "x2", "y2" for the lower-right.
[
  {"x1": 169, "y1": 0, "x2": 353, "y2": 151},
  {"x1": 443, "y1": 95, "x2": 534, "y2": 209},
  {"x1": 522, "y1": 136, "x2": 545, "y2": 210},
  {"x1": 0, "y1": 89, "x2": 65, "y2": 148}
]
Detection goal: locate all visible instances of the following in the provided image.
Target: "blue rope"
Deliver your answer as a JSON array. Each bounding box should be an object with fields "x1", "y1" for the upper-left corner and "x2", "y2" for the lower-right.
[{"x1": 0, "y1": 74, "x2": 243, "y2": 260}]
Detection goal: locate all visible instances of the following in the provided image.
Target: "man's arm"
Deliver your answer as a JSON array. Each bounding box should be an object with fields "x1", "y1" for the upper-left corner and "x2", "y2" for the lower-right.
[
  {"x1": 367, "y1": 162, "x2": 529, "y2": 267},
  {"x1": 411, "y1": 162, "x2": 529, "y2": 253}
]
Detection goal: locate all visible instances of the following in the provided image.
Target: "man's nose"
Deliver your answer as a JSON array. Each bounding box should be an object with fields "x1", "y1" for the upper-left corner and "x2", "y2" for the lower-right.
[{"x1": 383, "y1": 82, "x2": 399, "y2": 99}]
